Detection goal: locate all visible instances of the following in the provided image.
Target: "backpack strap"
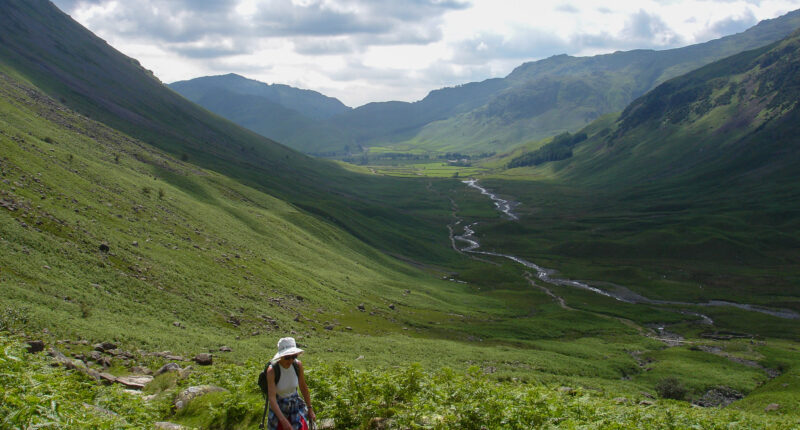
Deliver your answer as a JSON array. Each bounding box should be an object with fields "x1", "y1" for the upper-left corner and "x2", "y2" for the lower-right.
[{"x1": 270, "y1": 361, "x2": 282, "y2": 385}]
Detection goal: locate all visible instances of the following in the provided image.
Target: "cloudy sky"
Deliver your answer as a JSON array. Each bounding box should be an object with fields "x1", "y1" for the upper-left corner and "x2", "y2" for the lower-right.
[{"x1": 51, "y1": 0, "x2": 799, "y2": 107}]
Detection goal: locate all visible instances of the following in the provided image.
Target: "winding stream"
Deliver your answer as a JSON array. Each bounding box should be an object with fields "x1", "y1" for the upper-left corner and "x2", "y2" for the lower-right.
[{"x1": 457, "y1": 179, "x2": 799, "y2": 321}]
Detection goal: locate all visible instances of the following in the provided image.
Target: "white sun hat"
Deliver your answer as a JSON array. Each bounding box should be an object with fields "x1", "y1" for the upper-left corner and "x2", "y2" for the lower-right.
[{"x1": 272, "y1": 337, "x2": 304, "y2": 362}]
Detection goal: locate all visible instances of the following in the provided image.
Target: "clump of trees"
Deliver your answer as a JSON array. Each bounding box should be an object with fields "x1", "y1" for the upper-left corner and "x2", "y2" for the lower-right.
[{"x1": 507, "y1": 132, "x2": 587, "y2": 168}]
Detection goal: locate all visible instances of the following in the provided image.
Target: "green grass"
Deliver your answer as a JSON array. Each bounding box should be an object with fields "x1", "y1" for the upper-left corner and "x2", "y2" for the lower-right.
[
  {"x1": 4, "y1": 334, "x2": 800, "y2": 429},
  {"x1": 2, "y1": 5, "x2": 800, "y2": 427}
]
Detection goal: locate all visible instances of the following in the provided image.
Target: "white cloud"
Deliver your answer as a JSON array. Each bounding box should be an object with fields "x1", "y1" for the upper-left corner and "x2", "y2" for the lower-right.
[{"x1": 51, "y1": 0, "x2": 799, "y2": 107}]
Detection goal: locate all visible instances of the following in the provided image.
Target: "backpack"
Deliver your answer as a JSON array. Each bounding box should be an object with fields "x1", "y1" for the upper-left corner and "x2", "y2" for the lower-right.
[{"x1": 258, "y1": 360, "x2": 299, "y2": 399}]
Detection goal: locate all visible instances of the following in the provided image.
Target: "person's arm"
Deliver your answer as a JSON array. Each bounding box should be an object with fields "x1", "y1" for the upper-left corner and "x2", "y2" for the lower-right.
[
  {"x1": 268, "y1": 365, "x2": 292, "y2": 430},
  {"x1": 296, "y1": 360, "x2": 316, "y2": 422}
]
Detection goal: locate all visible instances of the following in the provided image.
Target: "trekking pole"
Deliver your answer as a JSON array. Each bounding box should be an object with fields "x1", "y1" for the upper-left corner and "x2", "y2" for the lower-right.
[{"x1": 259, "y1": 398, "x2": 268, "y2": 430}]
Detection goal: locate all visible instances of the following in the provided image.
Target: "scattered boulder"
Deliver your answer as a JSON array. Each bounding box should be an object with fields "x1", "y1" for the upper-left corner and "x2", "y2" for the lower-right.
[
  {"x1": 99, "y1": 242, "x2": 110, "y2": 253},
  {"x1": 219, "y1": 346, "x2": 232, "y2": 352},
  {"x1": 98, "y1": 356, "x2": 112, "y2": 368},
  {"x1": 179, "y1": 366, "x2": 194, "y2": 379},
  {"x1": 130, "y1": 366, "x2": 153, "y2": 375},
  {"x1": 694, "y1": 386, "x2": 743, "y2": 408},
  {"x1": 558, "y1": 387, "x2": 577, "y2": 395},
  {"x1": 157, "y1": 363, "x2": 182, "y2": 375},
  {"x1": 89, "y1": 351, "x2": 103, "y2": 362},
  {"x1": 324, "y1": 325, "x2": 334, "y2": 331},
  {"x1": 26, "y1": 340, "x2": 45, "y2": 353},
  {"x1": 98, "y1": 372, "x2": 117, "y2": 385},
  {"x1": 116, "y1": 375, "x2": 153, "y2": 390},
  {"x1": 174, "y1": 385, "x2": 227, "y2": 410},
  {"x1": 154, "y1": 423, "x2": 186, "y2": 430},
  {"x1": 613, "y1": 397, "x2": 628, "y2": 404},
  {"x1": 639, "y1": 400, "x2": 655, "y2": 406},
  {"x1": 193, "y1": 353, "x2": 213, "y2": 365},
  {"x1": 765, "y1": 403, "x2": 781, "y2": 412},
  {"x1": 389, "y1": 304, "x2": 395, "y2": 310},
  {"x1": 94, "y1": 341, "x2": 117, "y2": 352},
  {"x1": 357, "y1": 304, "x2": 366, "y2": 311}
]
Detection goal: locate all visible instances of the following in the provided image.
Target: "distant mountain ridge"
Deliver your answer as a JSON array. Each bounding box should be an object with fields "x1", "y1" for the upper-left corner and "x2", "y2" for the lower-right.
[
  {"x1": 169, "y1": 74, "x2": 355, "y2": 154},
  {"x1": 171, "y1": 73, "x2": 351, "y2": 120},
  {"x1": 171, "y1": 9, "x2": 800, "y2": 156}
]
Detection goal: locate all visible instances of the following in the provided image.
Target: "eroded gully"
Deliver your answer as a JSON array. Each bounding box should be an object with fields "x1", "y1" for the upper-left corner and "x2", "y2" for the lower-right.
[{"x1": 454, "y1": 179, "x2": 799, "y2": 322}]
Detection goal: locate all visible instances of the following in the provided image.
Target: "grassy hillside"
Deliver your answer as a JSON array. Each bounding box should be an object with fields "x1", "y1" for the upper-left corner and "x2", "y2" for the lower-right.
[
  {"x1": 3, "y1": 1, "x2": 800, "y2": 428},
  {"x1": 5, "y1": 64, "x2": 800, "y2": 428},
  {"x1": 465, "y1": 32, "x2": 800, "y2": 337},
  {"x1": 0, "y1": 0, "x2": 466, "y2": 268},
  {"x1": 169, "y1": 74, "x2": 356, "y2": 154},
  {"x1": 400, "y1": 9, "x2": 800, "y2": 154}
]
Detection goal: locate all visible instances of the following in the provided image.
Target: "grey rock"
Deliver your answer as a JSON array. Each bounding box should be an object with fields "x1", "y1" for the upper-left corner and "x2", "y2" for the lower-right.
[
  {"x1": 174, "y1": 385, "x2": 227, "y2": 410},
  {"x1": 194, "y1": 353, "x2": 213, "y2": 365},
  {"x1": 99, "y1": 242, "x2": 110, "y2": 252},
  {"x1": 765, "y1": 403, "x2": 780, "y2": 412},
  {"x1": 116, "y1": 375, "x2": 153, "y2": 390},
  {"x1": 694, "y1": 386, "x2": 743, "y2": 408},
  {"x1": 98, "y1": 372, "x2": 117, "y2": 384},
  {"x1": 156, "y1": 362, "x2": 182, "y2": 375},
  {"x1": 219, "y1": 346, "x2": 232, "y2": 352},
  {"x1": 130, "y1": 366, "x2": 153, "y2": 375},
  {"x1": 154, "y1": 423, "x2": 186, "y2": 430},
  {"x1": 94, "y1": 341, "x2": 117, "y2": 351}
]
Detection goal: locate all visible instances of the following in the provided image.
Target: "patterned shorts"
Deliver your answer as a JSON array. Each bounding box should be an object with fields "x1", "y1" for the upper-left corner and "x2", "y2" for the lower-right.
[{"x1": 268, "y1": 393, "x2": 309, "y2": 430}]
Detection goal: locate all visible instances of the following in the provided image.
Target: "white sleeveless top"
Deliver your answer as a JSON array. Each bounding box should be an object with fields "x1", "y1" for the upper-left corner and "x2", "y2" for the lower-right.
[{"x1": 274, "y1": 362, "x2": 299, "y2": 398}]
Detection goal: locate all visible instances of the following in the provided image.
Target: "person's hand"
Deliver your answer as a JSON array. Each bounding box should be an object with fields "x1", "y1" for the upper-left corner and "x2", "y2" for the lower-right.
[
  {"x1": 280, "y1": 417, "x2": 292, "y2": 430},
  {"x1": 307, "y1": 408, "x2": 317, "y2": 422}
]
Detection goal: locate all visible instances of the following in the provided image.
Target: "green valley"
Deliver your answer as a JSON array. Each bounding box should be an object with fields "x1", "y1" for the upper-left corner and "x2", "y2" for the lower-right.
[{"x1": 2, "y1": 0, "x2": 800, "y2": 429}]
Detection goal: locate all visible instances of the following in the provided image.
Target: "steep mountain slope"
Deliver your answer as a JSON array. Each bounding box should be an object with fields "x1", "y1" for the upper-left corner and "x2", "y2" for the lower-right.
[
  {"x1": 0, "y1": 67, "x2": 493, "y2": 358},
  {"x1": 171, "y1": 82, "x2": 356, "y2": 154},
  {"x1": 410, "y1": 8, "x2": 800, "y2": 153},
  {"x1": 169, "y1": 74, "x2": 356, "y2": 154},
  {"x1": 568, "y1": 29, "x2": 800, "y2": 190},
  {"x1": 481, "y1": 31, "x2": 800, "y2": 315},
  {"x1": 0, "y1": 0, "x2": 456, "y2": 265}
]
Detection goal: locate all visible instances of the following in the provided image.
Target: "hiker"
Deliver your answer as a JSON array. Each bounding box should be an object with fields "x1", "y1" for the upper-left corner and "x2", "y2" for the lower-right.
[{"x1": 266, "y1": 337, "x2": 315, "y2": 430}]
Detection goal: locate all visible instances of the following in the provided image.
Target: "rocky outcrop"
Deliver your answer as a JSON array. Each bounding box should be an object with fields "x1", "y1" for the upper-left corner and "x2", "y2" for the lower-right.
[
  {"x1": 174, "y1": 385, "x2": 227, "y2": 410},
  {"x1": 693, "y1": 386, "x2": 743, "y2": 407},
  {"x1": 116, "y1": 375, "x2": 154, "y2": 389},
  {"x1": 156, "y1": 362, "x2": 182, "y2": 375}
]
